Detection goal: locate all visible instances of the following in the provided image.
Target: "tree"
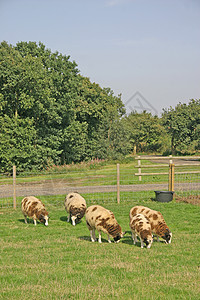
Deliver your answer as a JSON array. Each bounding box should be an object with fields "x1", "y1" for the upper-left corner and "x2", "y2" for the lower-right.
[
  {"x1": 0, "y1": 116, "x2": 37, "y2": 173},
  {"x1": 15, "y1": 42, "x2": 126, "y2": 163},
  {"x1": 162, "y1": 100, "x2": 200, "y2": 155},
  {"x1": 123, "y1": 111, "x2": 169, "y2": 154},
  {"x1": 0, "y1": 41, "x2": 127, "y2": 171},
  {"x1": 0, "y1": 41, "x2": 63, "y2": 171}
]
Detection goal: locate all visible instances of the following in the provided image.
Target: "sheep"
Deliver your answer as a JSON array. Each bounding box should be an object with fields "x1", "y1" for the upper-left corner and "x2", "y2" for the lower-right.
[
  {"x1": 129, "y1": 206, "x2": 172, "y2": 244},
  {"x1": 21, "y1": 196, "x2": 49, "y2": 226},
  {"x1": 129, "y1": 213, "x2": 153, "y2": 248},
  {"x1": 64, "y1": 192, "x2": 87, "y2": 226},
  {"x1": 85, "y1": 205, "x2": 125, "y2": 243}
]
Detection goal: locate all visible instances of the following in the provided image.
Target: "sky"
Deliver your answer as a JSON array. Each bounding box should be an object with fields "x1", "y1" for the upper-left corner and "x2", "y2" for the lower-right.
[{"x1": 0, "y1": 0, "x2": 200, "y2": 115}]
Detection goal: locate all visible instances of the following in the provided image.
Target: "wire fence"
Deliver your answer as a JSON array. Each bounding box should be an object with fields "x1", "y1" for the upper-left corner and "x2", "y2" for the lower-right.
[
  {"x1": 174, "y1": 172, "x2": 200, "y2": 204},
  {"x1": 0, "y1": 157, "x2": 199, "y2": 208}
]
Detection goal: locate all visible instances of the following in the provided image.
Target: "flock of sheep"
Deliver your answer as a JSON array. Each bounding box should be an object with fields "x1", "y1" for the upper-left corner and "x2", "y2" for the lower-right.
[{"x1": 21, "y1": 192, "x2": 172, "y2": 248}]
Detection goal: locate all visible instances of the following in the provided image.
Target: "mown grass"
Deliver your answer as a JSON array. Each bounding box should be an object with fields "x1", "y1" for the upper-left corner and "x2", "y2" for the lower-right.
[{"x1": 1, "y1": 198, "x2": 200, "y2": 299}]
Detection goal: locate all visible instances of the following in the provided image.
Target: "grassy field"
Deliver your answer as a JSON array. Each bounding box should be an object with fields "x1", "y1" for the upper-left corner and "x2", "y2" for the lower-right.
[
  {"x1": 1, "y1": 198, "x2": 200, "y2": 299},
  {"x1": 0, "y1": 157, "x2": 200, "y2": 187}
]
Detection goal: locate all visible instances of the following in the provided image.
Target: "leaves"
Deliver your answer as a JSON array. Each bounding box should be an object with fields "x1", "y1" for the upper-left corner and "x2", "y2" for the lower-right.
[
  {"x1": 1, "y1": 41, "x2": 199, "y2": 172},
  {"x1": 0, "y1": 41, "x2": 126, "y2": 172},
  {"x1": 162, "y1": 100, "x2": 200, "y2": 154},
  {"x1": 123, "y1": 111, "x2": 169, "y2": 153}
]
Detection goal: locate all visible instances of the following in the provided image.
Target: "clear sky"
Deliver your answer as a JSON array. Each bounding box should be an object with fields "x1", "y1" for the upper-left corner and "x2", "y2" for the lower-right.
[{"x1": 0, "y1": 0, "x2": 200, "y2": 115}]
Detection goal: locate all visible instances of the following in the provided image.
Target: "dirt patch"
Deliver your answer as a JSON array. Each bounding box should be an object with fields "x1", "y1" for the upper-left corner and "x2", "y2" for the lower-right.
[{"x1": 175, "y1": 195, "x2": 200, "y2": 206}]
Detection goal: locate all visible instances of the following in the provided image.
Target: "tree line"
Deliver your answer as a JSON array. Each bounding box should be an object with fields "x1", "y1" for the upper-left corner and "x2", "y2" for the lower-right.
[{"x1": 0, "y1": 41, "x2": 199, "y2": 172}]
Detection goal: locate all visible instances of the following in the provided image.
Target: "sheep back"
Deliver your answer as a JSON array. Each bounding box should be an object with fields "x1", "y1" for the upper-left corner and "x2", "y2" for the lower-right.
[
  {"x1": 85, "y1": 205, "x2": 123, "y2": 242},
  {"x1": 64, "y1": 192, "x2": 87, "y2": 225},
  {"x1": 129, "y1": 205, "x2": 172, "y2": 244},
  {"x1": 21, "y1": 196, "x2": 49, "y2": 226},
  {"x1": 129, "y1": 213, "x2": 153, "y2": 248}
]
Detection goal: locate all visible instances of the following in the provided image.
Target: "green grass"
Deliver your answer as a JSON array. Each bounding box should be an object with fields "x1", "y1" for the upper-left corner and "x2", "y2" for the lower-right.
[
  {"x1": 0, "y1": 191, "x2": 158, "y2": 209},
  {"x1": 1, "y1": 158, "x2": 199, "y2": 186},
  {"x1": 1, "y1": 198, "x2": 200, "y2": 299}
]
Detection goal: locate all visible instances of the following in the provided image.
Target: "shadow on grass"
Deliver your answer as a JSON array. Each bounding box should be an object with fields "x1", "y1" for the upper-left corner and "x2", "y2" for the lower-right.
[
  {"x1": 78, "y1": 236, "x2": 120, "y2": 243},
  {"x1": 60, "y1": 216, "x2": 68, "y2": 222},
  {"x1": 60, "y1": 216, "x2": 83, "y2": 226},
  {"x1": 18, "y1": 218, "x2": 35, "y2": 225},
  {"x1": 122, "y1": 238, "x2": 154, "y2": 248},
  {"x1": 18, "y1": 218, "x2": 47, "y2": 226},
  {"x1": 78, "y1": 236, "x2": 94, "y2": 242},
  {"x1": 18, "y1": 218, "x2": 26, "y2": 223},
  {"x1": 121, "y1": 238, "x2": 133, "y2": 246}
]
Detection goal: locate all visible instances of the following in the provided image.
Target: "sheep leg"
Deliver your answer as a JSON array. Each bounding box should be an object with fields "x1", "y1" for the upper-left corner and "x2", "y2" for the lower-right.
[
  {"x1": 33, "y1": 219, "x2": 37, "y2": 226},
  {"x1": 92, "y1": 229, "x2": 97, "y2": 242},
  {"x1": 24, "y1": 215, "x2": 28, "y2": 224},
  {"x1": 140, "y1": 238, "x2": 144, "y2": 249},
  {"x1": 107, "y1": 235, "x2": 112, "y2": 243},
  {"x1": 67, "y1": 215, "x2": 70, "y2": 223},
  {"x1": 98, "y1": 231, "x2": 102, "y2": 243},
  {"x1": 90, "y1": 229, "x2": 96, "y2": 242},
  {"x1": 132, "y1": 232, "x2": 137, "y2": 244},
  {"x1": 71, "y1": 216, "x2": 76, "y2": 226}
]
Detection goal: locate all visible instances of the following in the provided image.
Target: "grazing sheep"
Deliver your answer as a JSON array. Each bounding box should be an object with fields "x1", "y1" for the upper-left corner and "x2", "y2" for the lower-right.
[
  {"x1": 64, "y1": 192, "x2": 87, "y2": 226},
  {"x1": 85, "y1": 205, "x2": 125, "y2": 243},
  {"x1": 21, "y1": 196, "x2": 49, "y2": 226},
  {"x1": 129, "y1": 213, "x2": 153, "y2": 248},
  {"x1": 129, "y1": 206, "x2": 172, "y2": 244}
]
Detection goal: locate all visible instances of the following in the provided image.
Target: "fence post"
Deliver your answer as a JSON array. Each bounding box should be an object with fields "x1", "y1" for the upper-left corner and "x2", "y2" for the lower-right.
[
  {"x1": 13, "y1": 165, "x2": 16, "y2": 209},
  {"x1": 117, "y1": 163, "x2": 120, "y2": 204},
  {"x1": 138, "y1": 156, "x2": 142, "y2": 181},
  {"x1": 171, "y1": 163, "x2": 175, "y2": 192},
  {"x1": 133, "y1": 145, "x2": 137, "y2": 156},
  {"x1": 169, "y1": 163, "x2": 175, "y2": 192}
]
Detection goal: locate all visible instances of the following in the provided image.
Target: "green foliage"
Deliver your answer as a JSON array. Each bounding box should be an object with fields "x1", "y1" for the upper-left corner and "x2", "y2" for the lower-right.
[
  {"x1": 0, "y1": 41, "x2": 126, "y2": 171},
  {"x1": 123, "y1": 111, "x2": 170, "y2": 153},
  {"x1": 1, "y1": 40, "x2": 199, "y2": 172},
  {"x1": 162, "y1": 100, "x2": 200, "y2": 154}
]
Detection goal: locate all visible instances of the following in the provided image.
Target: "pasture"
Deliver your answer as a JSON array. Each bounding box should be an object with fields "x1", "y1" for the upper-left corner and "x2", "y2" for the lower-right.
[{"x1": 1, "y1": 197, "x2": 200, "y2": 299}]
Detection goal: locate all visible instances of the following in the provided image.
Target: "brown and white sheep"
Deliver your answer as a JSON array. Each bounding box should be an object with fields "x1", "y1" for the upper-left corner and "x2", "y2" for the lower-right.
[
  {"x1": 21, "y1": 196, "x2": 49, "y2": 226},
  {"x1": 85, "y1": 205, "x2": 125, "y2": 243},
  {"x1": 129, "y1": 213, "x2": 153, "y2": 248},
  {"x1": 64, "y1": 192, "x2": 87, "y2": 226},
  {"x1": 129, "y1": 205, "x2": 172, "y2": 244}
]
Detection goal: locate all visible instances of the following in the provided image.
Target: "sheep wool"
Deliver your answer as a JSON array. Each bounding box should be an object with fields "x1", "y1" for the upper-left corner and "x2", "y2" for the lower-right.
[
  {"x1": 85, "y1": 205, "x2": 125, "y2": 243},
  {"x1": 21, "y1": 196, "x2": 49, "y2": 226},
  {"x1": 129, "y1": 205, "x2": 172, "y2": 244},
  {"x1": 64, "y1": 192, "x2": 87, "y2": 226},
  {"x1": 129, "y1": 213, "x2": 153, "y2": 248}
]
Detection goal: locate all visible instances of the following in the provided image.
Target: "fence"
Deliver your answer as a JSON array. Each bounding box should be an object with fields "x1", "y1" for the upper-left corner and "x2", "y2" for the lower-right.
[
  {"x1": 135, "y1": 155, "x2": 200, "y2": 202},
  {"x1": 0, "y1": 156, "x2": 200, "y2": 208}
]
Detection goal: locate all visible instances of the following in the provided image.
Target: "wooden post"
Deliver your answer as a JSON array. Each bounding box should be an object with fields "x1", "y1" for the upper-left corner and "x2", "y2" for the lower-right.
[
  {"x1": 13, "y1": 165, "x2": 16, "y2": 209},
  {"x1": 133, "y1": 145, "x2": 137, "y2": 156},
  {"x1": 169, "y1": 164, "x2": 171, "y2": 191},
  {"x1": 117, "y1": 163, "x2": 120, "y2": 204},
  {"x1": 171, "y1": 163, "x2": 175, "y2": 192},
  {"x1": 169, "y1": 163, "x2": 175, "y2": 192},
  {"x1": 138, "y1": 156, "x2": 142, "y2": 181}
]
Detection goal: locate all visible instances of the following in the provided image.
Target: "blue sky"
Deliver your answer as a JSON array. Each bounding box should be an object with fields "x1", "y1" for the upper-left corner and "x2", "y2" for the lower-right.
[{"x1": 0, "y1": 0, "x2": 200, "y2": 115}]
